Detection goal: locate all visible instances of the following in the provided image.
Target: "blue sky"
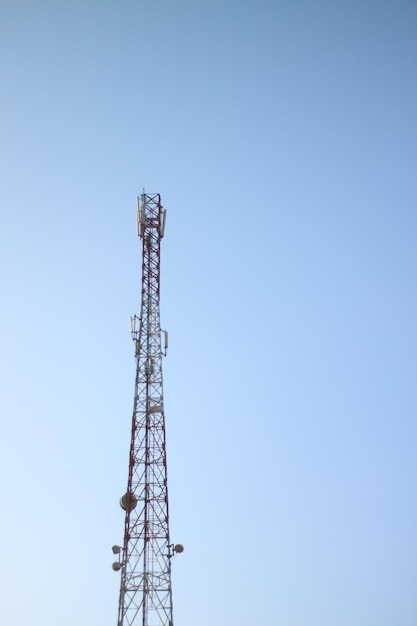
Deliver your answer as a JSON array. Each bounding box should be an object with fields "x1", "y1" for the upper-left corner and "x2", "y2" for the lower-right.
[{"x1": 1, "y1": 1, "x2": 416, "y2": 625}]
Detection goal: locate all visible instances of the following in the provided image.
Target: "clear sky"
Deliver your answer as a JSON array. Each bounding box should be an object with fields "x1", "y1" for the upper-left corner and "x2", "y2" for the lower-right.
[{"x1": 1, "y1": 1, "x2": 416, "y2": 625}]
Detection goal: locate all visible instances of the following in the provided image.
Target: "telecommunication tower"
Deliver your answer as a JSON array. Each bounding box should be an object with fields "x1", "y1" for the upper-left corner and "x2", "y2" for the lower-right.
[{"x1": 112, "y1": 192, "x2": 182, "y2": 626}]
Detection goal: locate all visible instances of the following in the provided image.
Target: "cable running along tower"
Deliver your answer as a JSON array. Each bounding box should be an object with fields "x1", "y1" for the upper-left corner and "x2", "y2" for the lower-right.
[{"x1": 113, "y1": 192, "x2": 182, "y2": 626}]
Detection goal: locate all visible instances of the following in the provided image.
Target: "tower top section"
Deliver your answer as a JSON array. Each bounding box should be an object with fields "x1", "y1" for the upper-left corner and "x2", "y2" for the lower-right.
[{"x1": 136, "y1": 191, "x2": 167, "y2": 239}]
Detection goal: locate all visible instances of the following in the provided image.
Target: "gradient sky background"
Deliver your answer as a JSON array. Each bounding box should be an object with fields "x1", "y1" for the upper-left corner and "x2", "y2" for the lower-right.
[{"x1": 1, "y1": 1, "x2": 416, "y2": 625}]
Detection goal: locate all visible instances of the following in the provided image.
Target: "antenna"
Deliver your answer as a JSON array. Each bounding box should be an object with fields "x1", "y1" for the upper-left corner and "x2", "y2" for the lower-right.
[{"x1": 159, "y1": 208, "x2": 167, "y2": 237}]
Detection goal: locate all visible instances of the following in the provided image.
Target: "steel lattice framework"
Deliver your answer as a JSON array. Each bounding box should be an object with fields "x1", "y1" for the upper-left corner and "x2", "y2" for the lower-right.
[{"x1": 116, "y1": 192, "x2": 174, "y2": 626}]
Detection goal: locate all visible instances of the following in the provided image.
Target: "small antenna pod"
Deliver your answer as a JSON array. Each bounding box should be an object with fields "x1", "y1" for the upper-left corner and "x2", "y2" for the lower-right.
[
  {"x1": 164, "y1": 330, "x2": 168, "y2": 354},
  {"x1": 159, "y1": 209, "x2": 167, "y2": 237},
  {"x1": 136, "y1": 196, "x2": 141, "y2": 237}
]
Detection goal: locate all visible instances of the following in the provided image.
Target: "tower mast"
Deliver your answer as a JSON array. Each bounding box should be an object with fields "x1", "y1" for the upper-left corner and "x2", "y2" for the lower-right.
[{"x1": 114, "y1": 192, "x2": 179, "y2": 626}]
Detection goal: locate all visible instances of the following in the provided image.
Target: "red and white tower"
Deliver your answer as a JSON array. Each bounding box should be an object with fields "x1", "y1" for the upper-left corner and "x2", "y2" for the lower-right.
[{"x1": 113, "y1": 192, "x2": 182, "y2": 626}]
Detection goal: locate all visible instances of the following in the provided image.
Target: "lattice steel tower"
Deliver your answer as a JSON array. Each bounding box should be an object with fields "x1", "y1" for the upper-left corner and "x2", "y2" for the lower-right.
[{"x1": 112, "y1": 192, "x2": 182, "y2": 626}]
